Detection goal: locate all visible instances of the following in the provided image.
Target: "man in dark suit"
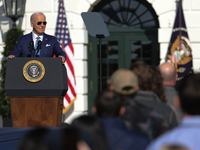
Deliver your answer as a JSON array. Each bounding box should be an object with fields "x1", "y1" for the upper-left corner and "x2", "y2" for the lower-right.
[{"x1": 7, "y1": 12, "x2": 66, "y2": 64}]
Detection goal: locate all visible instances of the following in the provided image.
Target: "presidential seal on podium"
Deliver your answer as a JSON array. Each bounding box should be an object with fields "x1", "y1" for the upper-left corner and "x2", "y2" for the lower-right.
[{"x1": 23, "y1": 60, "x2": 45, "y2": 82}]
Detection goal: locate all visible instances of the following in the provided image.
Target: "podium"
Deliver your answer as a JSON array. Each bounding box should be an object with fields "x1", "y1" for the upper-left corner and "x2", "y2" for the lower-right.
[{"x1": 4, "y1": 58, "x2": 68, "y2": 127}]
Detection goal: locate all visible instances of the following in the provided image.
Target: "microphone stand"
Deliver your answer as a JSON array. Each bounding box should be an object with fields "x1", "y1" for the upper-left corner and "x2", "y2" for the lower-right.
[
  {"x1": 29, "y1": 41, "x2": 34, "y2": 57},
  {"x1": 96, "y1": 34, "x2": 105, "y2": 92},
  {"x1": 34, "y1": 50, "x2": 37, "y2": 57}
]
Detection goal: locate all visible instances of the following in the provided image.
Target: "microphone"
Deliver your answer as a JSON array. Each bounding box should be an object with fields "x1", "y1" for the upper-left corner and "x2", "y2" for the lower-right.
[
  {"x1": 37, "y1": 40, "x2": 42, "y2": 50},
  {"x1": 28, "y1": 41, "x2": 34, "y2": 51},
  {"x1": 28, "y1": 41, "x2": 34, "y2": 56}
]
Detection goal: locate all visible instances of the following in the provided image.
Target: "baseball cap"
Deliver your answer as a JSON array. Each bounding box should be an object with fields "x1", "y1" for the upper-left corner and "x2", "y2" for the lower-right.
[{"x1": 107, "y1": 69, "x2": 138, "y2": 95}]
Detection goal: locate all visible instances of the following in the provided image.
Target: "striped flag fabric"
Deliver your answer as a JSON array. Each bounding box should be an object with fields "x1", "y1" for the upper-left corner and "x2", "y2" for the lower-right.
[
  {"x1": 55, "y1": 0, "x2": 77, "y2": 114},
  {"x1": 166, "y1": 0, "x2": 193, "y2": 89}
]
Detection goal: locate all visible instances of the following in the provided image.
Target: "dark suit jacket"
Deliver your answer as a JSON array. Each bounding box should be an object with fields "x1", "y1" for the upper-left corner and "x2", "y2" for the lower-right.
[{"x1": 10, "y1": 32, "x2": 66, "y2": 60}]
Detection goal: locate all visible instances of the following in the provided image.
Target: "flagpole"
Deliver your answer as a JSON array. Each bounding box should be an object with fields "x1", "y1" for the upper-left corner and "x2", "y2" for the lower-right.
[
  {"x1": 61, "y1": 0, "x2": 65, "y2": 48},
  {"x1": 179, "y1": 0, "x2": 182, "y2": 50},
  {"x1": 97, "y1": 34, "x2": 105, "y2": 92}
]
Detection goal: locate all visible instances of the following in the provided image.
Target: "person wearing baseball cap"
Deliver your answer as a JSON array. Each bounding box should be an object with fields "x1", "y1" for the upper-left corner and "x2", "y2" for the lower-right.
[
  {"x1": 107, "y1": 68, "x2": 139, "y2": 96},
  {"x1": 107, "y1": 68, "x2": 169, "y2": 141}
]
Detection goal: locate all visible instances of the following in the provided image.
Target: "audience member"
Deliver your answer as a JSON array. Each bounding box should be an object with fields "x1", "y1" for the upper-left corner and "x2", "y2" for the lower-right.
[
  {"x1": 159, "y1": 62, "x2": 182, "y2": 122},
  {"x1": 130, "y1": 61, "x2": 178, "y2": 129},
  {"x1": 107, "y1": 68, "x2": 169, "y2": 141},
  {"x1": 71, "y1": 115, "x2": 110, "y2": 150},
  {"x1": 130, "y1": 61, "x2": 167, "y2": 103},
  {"x1": 93, "y1": 89, "x2": 149, "y2": 150},
  {"x1": 146, "y1": 73, "x2": 200, "y2": 150},
  {"x1": 18, "y1": 127, "x2": 79, "y2": 150},
  {"x1": 18, "y1": 127, "x2": 50, "y2": 150},
  {"x1": 159, "y1": 145, "x2": 191, "y2": 150},
  {"x1": 45, "y1": 127, "x2": 78, "y2": 150},
  {"x1": 60, "y1": 127, "x2": 79, "y2": 150}
]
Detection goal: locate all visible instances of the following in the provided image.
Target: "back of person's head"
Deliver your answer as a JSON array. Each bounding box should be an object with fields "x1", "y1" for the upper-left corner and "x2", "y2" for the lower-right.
[
  {"x1": 71, "y1": 115, "x2": 110, "y2": 150},
  {"x1": 178, "y1": 73, "x2": 200, "y2": 115},
  {"x1": 129, "y1": 60, "x2": 147, "y2": 70},
  {"x1": 130, "y1": 61, "x2": 153, "y2": 91},
  {"x1": 107, "y1": 68, "x2": 139, "y2": 99},
  {"x1": 159, "y1": 62, "x2": 177, "y2": 85},
  {"x1": 59, "y1": 127, "x2": 79, "y2": 150},
  {"x1": 18, "y1": 127, "x2": 50, "y2": 150},
  {"x1": 130, "y1": 61, "x2": 167, "y2": 103},
  {"x1": 94, "y1": 90, "x2": 122, "y2": 117}
]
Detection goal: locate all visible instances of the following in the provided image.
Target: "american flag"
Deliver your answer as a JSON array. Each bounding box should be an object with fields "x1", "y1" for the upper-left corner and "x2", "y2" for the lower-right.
[{"x1": 55, "y1": 0, "x2": 77, "y2": 114}]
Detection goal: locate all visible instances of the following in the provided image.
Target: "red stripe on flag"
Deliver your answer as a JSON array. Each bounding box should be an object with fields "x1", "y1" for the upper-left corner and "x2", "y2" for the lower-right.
[
  {"x1": 67, "y1": 76, "x2": 76, "y2": 97},
  {"x1": 66, "y1": 53, "x2": 75, "y2": 78},
  {"x1": 69, "y1": 43, "x2": 74, "y2": 54},
  {"x1": 64, "y1": 93, "x2": 71, "y2": 104}
]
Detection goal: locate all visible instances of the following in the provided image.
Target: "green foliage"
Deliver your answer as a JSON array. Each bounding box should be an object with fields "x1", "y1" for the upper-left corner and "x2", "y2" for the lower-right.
[{"x1": 0, "y1": 26, "x2": 24, "y2": 118}]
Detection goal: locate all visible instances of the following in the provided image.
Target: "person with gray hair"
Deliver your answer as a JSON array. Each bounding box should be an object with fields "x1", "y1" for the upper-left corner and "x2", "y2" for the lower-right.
[
  {"x1": 159, "y1": 62, "x2": 182, "y2": 122},
  {"x1": 7, "y1": 12, "x2": 66, "y2": 64}
]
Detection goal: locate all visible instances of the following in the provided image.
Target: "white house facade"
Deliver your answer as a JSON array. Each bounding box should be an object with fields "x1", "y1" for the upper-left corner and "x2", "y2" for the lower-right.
[{"x1": 0, "y1": 0, "x2": 200, "y2": 125}]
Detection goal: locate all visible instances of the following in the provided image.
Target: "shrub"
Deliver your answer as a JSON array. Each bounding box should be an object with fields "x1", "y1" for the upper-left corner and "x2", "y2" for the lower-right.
[{"x1": 0, "y1": 26, "x2": 24, "y2": 118}]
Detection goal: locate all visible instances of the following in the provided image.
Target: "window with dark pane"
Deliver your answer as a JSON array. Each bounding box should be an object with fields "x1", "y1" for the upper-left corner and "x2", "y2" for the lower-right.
[
  {"x1": 97, "y1": 40, "x2": 119, "y2": 91},
  {"x1": 97, "y1": 0, "x2": 158, "y2": 28},
  {"x1": 131, "y1": 41, "x2": 141, "y2": 59},
  {"x1": 131, "y1": 40, "x2": 152, "y2": 62},
  {"x1": 142, "y1": 41, "x2": 152, "y2": 58}
]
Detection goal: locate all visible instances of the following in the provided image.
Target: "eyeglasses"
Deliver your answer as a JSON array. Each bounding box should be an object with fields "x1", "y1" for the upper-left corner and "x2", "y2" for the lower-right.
[{"x1": 37, "y1": 21, "x2": 47, "y2": 25}]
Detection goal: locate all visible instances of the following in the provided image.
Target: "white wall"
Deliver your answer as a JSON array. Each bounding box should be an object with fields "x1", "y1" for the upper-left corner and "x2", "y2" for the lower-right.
[{"x1": 0, "y1": 0, "x2": 200, "y2": 124}]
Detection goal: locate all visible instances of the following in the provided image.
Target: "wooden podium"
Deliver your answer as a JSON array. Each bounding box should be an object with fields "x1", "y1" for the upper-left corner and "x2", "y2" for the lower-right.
[{"x1": 4, "y1": 58, "x2": 68, "y2": 127}]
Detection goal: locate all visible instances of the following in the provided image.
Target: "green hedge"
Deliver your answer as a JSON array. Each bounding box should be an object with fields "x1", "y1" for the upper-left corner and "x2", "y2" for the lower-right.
[{"x1": 0, "y1": 27, "x2": 24, "y2": 118}]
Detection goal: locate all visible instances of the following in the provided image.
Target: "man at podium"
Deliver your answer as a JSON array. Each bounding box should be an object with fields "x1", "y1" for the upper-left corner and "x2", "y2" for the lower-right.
[{"x1": 6, "y1": 12, "x2": 66, "y2": 64}]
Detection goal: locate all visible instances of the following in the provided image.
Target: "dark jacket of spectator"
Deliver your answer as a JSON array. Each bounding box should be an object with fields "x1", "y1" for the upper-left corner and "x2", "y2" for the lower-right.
[
  {"x1": 101, "y1": 117, "x2": 149, "y2": 150},
  {"x1": 134, "y1": 90, "x2": 178, "y2": 129}
]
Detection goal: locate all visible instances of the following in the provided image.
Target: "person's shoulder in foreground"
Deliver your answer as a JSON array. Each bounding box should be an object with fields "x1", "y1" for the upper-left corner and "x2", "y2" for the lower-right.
[
  {"x1": 146, "y1": 73, "x2": 200, "y2": 150},
  {"x1": 146, "y1": 117, "x2": 200, "y2": 150}
]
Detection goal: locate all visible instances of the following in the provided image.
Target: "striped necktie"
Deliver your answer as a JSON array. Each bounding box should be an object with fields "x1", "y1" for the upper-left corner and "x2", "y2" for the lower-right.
[
  {"x1": 35, "y1": 37, "x2": 40, "y2": 50},
  {"x1": 35, "y1": 37, "x2": 41, "y2": 56}
]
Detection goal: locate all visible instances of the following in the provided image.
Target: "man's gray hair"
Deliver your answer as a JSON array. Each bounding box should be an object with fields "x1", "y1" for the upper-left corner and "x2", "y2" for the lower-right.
[{"x1": 30, "y1": 12, "x2": 45, "y2": 22}]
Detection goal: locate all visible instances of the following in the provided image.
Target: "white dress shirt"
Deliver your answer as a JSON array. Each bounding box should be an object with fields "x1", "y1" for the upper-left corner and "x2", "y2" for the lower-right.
[{"x1": 32, "y1": 31, "x2": 43, "y2": 49}]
